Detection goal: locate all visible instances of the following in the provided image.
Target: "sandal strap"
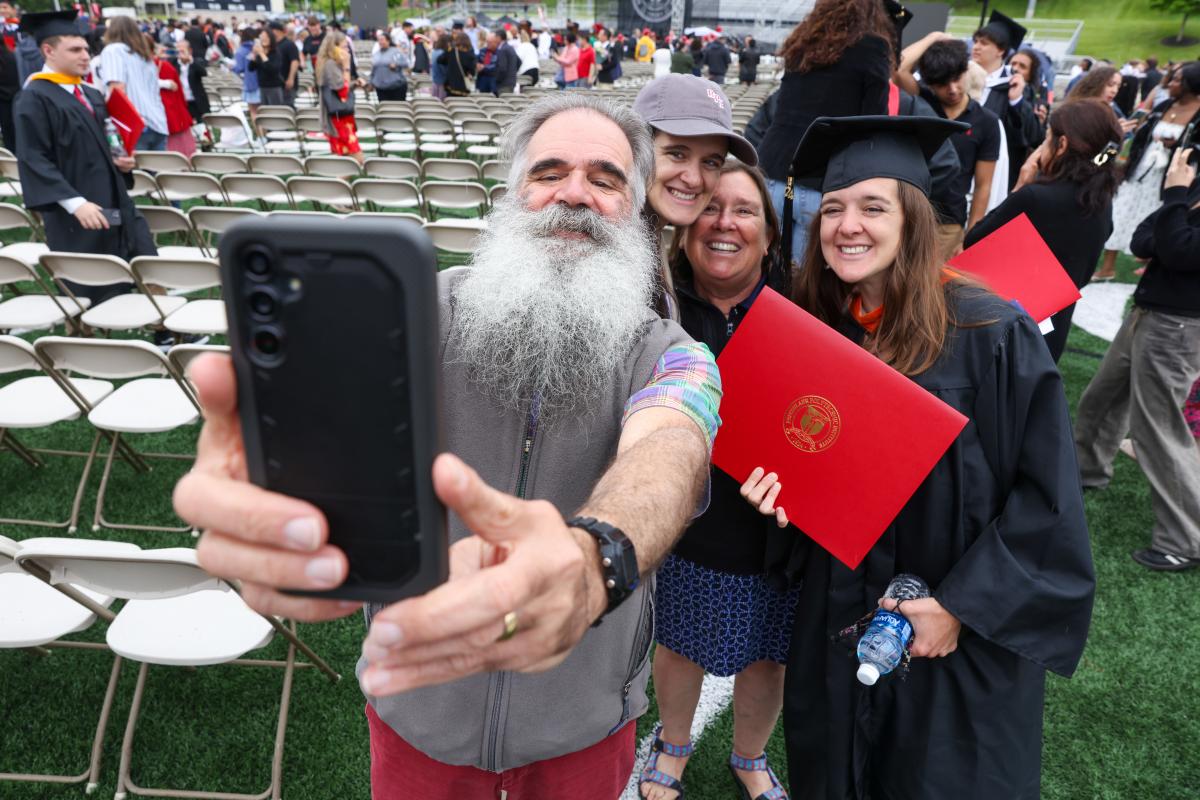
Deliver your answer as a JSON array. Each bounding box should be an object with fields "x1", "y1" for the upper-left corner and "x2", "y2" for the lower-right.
[
  {"x1": 649, "y1": 724, "x2": 694, "y2": 758},
  {"x1": 640, "y1": 768, "x2": 684, "y2": 793},
  {"x1": 729, "y1": 752, "x2": 769, "y2": 772}
]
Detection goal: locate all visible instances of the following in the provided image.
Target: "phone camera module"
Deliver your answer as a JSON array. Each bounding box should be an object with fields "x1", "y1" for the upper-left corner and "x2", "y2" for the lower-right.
[
  {"x1": 244, "y1": 247, "x2": 273, "y2": 281},
  {"x1": 251, "y1": 328, "x2": 285, "y2": 363},
  {"x1": 248, "y1": 289, "x2": 278, "y2": 320}
]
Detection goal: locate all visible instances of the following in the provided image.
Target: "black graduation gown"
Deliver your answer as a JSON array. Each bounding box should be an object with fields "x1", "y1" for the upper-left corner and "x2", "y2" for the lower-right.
[
  {"x1": 13, "y1": 78, "x2": 155, "y2": 267},
  {"x1": 778, "y1": 287, "x2": 1095, "y2": 800},
  {"x1": 981, "y1": 74, "x2": 1043, "y2": 192}
]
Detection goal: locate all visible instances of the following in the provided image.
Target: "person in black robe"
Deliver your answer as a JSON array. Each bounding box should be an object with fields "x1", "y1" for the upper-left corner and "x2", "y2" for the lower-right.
[
  {"x1": 743, "y1": 115, "x2": 1096, "y2": 800},
  {"x1": 13, "y1": 11, "x2": 155, "y2": 303},
  {"x1": 973, "y1": 12, "x2": 1044, "y2": 192}
]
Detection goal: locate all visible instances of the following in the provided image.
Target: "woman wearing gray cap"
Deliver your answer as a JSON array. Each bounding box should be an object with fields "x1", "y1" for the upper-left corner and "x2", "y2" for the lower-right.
[{"x1": 633, "y1": 73, "x2": 758, "y2": 319}]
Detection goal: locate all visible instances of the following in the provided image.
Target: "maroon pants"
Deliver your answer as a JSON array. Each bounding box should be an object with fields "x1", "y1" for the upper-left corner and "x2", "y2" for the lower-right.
[{"x1": 366, "y1": 703, "x2": 636, "y2": 800}]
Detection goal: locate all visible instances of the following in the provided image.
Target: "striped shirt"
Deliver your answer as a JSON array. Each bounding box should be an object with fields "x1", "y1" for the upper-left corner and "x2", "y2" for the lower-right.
[
  {"x1": 98, "y1": 43, "x2": 167, "y2": 134},
  {"x1": 623, "y1": 341, "x2": 722, "y2": 451}
]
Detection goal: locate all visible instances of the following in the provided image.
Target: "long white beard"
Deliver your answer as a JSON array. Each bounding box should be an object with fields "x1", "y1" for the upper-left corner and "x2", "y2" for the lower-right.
[{"x1": 451, "y1": 196, "x2": 659, "y2": 418}]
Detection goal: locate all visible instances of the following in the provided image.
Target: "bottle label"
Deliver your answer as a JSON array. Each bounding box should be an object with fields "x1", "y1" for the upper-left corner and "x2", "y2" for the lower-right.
[{"x1": 872, "y1": 609, "x2": 913, "y2": 646}]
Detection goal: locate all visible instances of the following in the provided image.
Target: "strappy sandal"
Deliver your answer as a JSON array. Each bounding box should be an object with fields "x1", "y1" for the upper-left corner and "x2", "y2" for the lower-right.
[
  {"x1": 728, "y1": 751, "x2": 789, "y2": 800},
  {"x1": 638, "y1": 724, "x2": 693, "y2": 800}
]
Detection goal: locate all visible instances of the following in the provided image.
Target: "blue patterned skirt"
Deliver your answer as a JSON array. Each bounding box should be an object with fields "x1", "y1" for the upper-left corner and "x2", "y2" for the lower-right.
[{"x1": 653, "y1": 553, "x2": 802, "y2": 677}]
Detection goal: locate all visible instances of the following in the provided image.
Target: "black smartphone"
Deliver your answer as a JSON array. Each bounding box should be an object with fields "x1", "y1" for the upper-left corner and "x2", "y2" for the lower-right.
[
  {"x1": 218, "y1": 216, "x2": 447, "y2": 603},
  {"x1": 101, "y1": 208, "x2": 122, "y2": 226}
]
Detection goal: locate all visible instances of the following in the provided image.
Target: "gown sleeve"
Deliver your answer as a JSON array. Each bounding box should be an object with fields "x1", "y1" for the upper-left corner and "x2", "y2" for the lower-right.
[
  {"x1": 13, "y1": 91, "x2": 82, "y2": 210},
  {"x1": 933, "y1": 312, "x2": 1096, "y2": 677}
]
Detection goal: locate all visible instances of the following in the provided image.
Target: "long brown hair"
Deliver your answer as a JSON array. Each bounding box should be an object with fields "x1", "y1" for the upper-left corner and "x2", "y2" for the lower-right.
[
  {"x1": 778, "y1": 0, "x2": 895, "y2": 74},
  {"x1": 671, "y1": 161, "x2": 788, "y2": 294},
  {"x1": 792, "y1": 180, "x2": 960, "y2": 376},
  {"x1": 104, "y1": 15, "x2": 155, "y2": 62},
  {"x1": 1042, "y1": 99, "x2": 1122, "y2": 214},
  {"x1": 1069, "y1": 65, "x2": 1119, "y2": 101}
]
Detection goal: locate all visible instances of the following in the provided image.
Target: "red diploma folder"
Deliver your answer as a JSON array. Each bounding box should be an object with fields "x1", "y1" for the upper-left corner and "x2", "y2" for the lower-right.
[
  {"x1": 711, "y1": 288, "x2": 968, "y2": 569},
  {"x1": 948, "y1": 213, "x2": 1080, "y2": 324},
  {"x1": 105, "y1": 87, "x2": 144, "y2": 156}
]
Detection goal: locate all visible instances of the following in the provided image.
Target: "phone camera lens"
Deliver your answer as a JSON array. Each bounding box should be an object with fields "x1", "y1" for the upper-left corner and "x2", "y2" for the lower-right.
[
  {"x1": 252, "y1": 329, "x2": 284, "y2": 361},
  {"x1": 245, "y1": 248, "x2": 272, "y2": 280},
  {"x1": 248, "y1": 290, "x2": 277, "y2": 319}
]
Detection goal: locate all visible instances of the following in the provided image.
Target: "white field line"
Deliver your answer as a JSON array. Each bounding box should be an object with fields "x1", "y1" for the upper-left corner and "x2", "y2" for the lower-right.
[{"x1": 620, "y1": 674, "x2": 736, "y2": 800}]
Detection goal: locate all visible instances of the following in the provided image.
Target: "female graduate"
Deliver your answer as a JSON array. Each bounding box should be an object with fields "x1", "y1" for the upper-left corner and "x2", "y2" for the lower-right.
[{"x1": 741, "y1": 115, "x2": 1096, "y2": 800}]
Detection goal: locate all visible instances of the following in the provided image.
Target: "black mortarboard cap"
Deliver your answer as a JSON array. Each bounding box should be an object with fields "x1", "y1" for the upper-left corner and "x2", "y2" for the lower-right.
[
  {"x1": 18, "y1": 10, "x2": 81, "y2": 44},
  {"x1": 791, "y1": 115, "x2": 969, "y2": 197},
  {"x1": 978, "y1": 10, "x2": 1026, "y2": 53}
]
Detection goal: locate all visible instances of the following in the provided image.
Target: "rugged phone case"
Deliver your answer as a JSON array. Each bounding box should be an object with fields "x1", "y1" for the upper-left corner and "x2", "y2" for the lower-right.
[{"x1": 218, "y1": 216, "x2": 447, "y2": 603}]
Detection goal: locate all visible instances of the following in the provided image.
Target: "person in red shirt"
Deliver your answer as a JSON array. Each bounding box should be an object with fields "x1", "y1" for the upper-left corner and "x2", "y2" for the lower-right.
[
  {"x1": 154, "y1": 39, "x2": 196, "y2": 157},
  {"x1": 576, "y1": 35, "x2": 595, "y2": 87},
  {"x1": 0, "y1": 0, "x2": 17, "y2": 50}
]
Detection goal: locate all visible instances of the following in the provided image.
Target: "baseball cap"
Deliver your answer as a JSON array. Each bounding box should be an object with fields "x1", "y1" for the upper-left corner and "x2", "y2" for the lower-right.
[{"x1": 634, "y1": 74, "x2": 758, "y2": 166}]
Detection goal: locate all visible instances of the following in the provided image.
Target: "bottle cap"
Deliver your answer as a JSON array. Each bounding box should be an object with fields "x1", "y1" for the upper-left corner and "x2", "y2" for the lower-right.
[{"x1": 857, "y1": 662, "x2": 880, "y2": 686}]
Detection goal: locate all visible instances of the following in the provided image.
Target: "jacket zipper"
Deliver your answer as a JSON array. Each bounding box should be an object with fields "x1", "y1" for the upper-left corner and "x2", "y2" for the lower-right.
[
  {"x1": 486, "y1": 394, "x2": 541, "y2": 772},
  {"x1": 610, "y1": 585, "x2": 653, "y2": 735}
]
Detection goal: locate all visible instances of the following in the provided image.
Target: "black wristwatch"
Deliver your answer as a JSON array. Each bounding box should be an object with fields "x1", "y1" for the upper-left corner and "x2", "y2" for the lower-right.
[{"x1": 565, "y1": 516, "x2": 639, "y2": 625}]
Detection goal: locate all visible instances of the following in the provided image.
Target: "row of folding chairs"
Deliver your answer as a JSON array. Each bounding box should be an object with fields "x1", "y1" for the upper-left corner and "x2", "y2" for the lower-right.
[
  {"x1": 0, "y1": 533, "x2": 339, "y2": 798},
  {"x1": 135, "y1": 171, "x2": 497, "y2": 219},
  {"x1": 136, "y1": 151, "x2": 510, "y2": 185},
  {"x1": 0, "y1": 251, "x2": 224, "y2": 338}
]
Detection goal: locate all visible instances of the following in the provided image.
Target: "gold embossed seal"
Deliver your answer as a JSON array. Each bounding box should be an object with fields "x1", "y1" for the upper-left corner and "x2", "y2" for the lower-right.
[{"x1": 783, "y1": 396, "x2": 842, "y2": 453}]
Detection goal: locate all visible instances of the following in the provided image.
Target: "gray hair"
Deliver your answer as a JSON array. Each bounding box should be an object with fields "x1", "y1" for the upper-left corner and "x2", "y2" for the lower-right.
[{"x1": 500, "y1": 93, "x2": 655, "y2": 212}]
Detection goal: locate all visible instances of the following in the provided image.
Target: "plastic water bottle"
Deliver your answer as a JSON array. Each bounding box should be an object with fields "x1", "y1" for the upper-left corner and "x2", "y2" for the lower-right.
[
  {"x1": 105, "y1": 118, "x2": 125, "y2": 160},
  {"x1": 855, "y1": 574, "x2": 930, "y2": 686}
]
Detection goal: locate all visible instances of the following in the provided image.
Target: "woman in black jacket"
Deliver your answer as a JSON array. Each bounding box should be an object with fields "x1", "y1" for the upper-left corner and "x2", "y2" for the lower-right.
[
  {"x1": 965, "y1": 99, "x2": 1122, "y2": 361},
  {"x1": 738, "y1": 37, "x2": 759, "y2": 86},
  {"x1": 437, "y1": 31, "x2": 476, "y2": 97},
  {"x1": 755, "y1": 0, "x2": 894, "y2": 267}
]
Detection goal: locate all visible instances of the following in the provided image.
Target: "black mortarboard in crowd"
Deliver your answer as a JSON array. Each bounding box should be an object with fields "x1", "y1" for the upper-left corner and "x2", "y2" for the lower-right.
[
  {"x1": 882, "y1": 0, "x2": 914, "y2": 33},
  {"x1": 791, "y1": 116, "x2": 969, "y2": 197},
  {"x1": 977, "y1": 10, "x2": 1027, "y2": 54},
  {"x1": 18, "y1": 10, "x2": 81, "y2": 44}
]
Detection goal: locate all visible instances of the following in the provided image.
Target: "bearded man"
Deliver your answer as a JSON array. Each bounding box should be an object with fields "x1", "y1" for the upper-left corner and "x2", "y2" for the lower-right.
[{"x1": 174, "y1": 93, "x2": 722, "y2": 800}]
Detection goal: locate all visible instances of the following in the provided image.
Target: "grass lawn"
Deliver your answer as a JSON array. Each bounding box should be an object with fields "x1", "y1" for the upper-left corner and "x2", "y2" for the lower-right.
[
  {"x1": 950, "y1": 0, "x2": 1200, "y2": 65},
  {"x1": 2, "y1": 254, "x2": 1198, "y2": 799}
]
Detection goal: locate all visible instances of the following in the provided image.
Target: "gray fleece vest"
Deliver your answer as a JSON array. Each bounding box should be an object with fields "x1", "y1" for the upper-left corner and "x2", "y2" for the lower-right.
[{"x1": 360, "y1": 267, "x2": 694, "y2": 771}]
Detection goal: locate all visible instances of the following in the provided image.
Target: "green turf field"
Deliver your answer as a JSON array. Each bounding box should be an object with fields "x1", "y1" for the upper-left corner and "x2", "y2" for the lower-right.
[
  {"x1": 950, "y1": 0, "x2": 1200, "y2": 65},
  {"x1": 2, "y1": 254, "x2": 1198, "y2": 799}
]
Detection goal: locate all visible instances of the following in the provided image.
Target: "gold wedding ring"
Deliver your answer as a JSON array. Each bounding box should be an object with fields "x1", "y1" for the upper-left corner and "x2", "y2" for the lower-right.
[{"x1": 497, "y1": 611, "x2": 519, "y2": 642}]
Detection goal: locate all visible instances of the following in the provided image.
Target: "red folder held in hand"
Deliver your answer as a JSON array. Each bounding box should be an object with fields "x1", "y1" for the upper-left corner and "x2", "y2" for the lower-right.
[
  {"x1": 949, "y1": 213, "x2": 1080, "y2": 323},
  {"x1": 711, "y1": 287, "x2": 968, "y2": 569},
  {"x1": 105, "y1": 87, "x2": 144, "y2": 156}
]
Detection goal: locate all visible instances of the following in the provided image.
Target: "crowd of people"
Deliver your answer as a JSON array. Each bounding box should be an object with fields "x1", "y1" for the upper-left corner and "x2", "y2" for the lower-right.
[{"x1": 3, "y1": 0, "x2": 1199, "y2": 798}]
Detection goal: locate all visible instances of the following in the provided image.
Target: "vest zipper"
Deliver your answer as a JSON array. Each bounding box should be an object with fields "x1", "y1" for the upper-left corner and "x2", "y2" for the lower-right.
[{"x1": 486, "y1": 394, "x2": 541, "y2": 772}]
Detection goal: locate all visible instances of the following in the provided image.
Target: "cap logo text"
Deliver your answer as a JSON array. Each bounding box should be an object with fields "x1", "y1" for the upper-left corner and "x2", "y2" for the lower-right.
[{"x1": 706, "y1": 87, "x2": 725, "y2": 109}]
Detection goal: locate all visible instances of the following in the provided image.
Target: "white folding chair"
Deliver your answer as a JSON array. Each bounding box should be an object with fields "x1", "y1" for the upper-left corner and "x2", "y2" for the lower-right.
[
  {"x1": 347, "y1": 211, "x2": 424, "y2": 226},
  {"x1": 247, "y1": 154, "x2": 306, "y2": 177},
  {"x1": 128, "y1": 170, "x2": 161, "y2": 202},
  {"x1": 0, "y1": 336, "x2": 114, "y2": 530},
  {"x1": 190, "y1": 152, "x2": 248, "y2": 176},
  {"x1": 12, "y1": 539, "x2": 340, "y2": 800},
  {"x1": 0, "y1": 203, "x2": 49, "y2": 268},
  {"x1": 286, "y1": 176, "x2": 358, "y2": 211},
  {"x1": 480, "y1": 159, "x2": 511, "y2": 185},
  {"x1": 0, "y1": 536, "x2": 133, "y2": 793},
  {"x1": 0, "y1": 155, "x2": 23, "y2": 200},
  {"x1": 153, "y1": 171, "x2": 227, "y2": 205},
  {"x1": 421, "y1": 157, "x2": 481, "y2": 183},
  {"x1": 421, "y1": 181, "x2": 488, "y2": 220},
  {"x1": 167, "y1": 343, "x2": 230, "y2": 404},
  {"x1": 41, "y1": 253, "x2": 186, "y2": 332},
  {"x1": 460, "y1": 118, "x2": 502, "y2": 160},
  {"x1": 423, "y1": 219, "x2": 486, "y2": 266},
  {"x1": 489, "y1": 183, "x2": 507, "y2": 206},
  {"x1": 189, "y1": 206, "x2": 262, "y2": 250},
  {"x1": 131, "y1": 256, "x2": 225, "y2": 336},
  {"x1": 362, "y1": 157, "x2": 420, "y2": 181},
  {"x1": 304, "y1": 155, "x2": 363, "y2": 179},
  {"x1": 137, "y1": 205, "x2": 209, "y2": 260},
  {"x1": 352, "y1": 179, "x2": 422, "y2": 213},
  {"x1": 33, "y1": 337, "x2": 201, "y2": 534},
  {"x1": 221, "y1": 174, "x2": 295, "y2": 210},
  {"x1": 0, "y1": 255, "x2": 89, "y2": 334},
  {"x1": 134, "y1": 150, "x2": 192, "y2": 173}
]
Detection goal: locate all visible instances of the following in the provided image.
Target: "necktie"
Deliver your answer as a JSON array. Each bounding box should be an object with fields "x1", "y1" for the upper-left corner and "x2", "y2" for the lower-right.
[{"x1": 73, "y1": 84, "x2": 94, "y2": 115}]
